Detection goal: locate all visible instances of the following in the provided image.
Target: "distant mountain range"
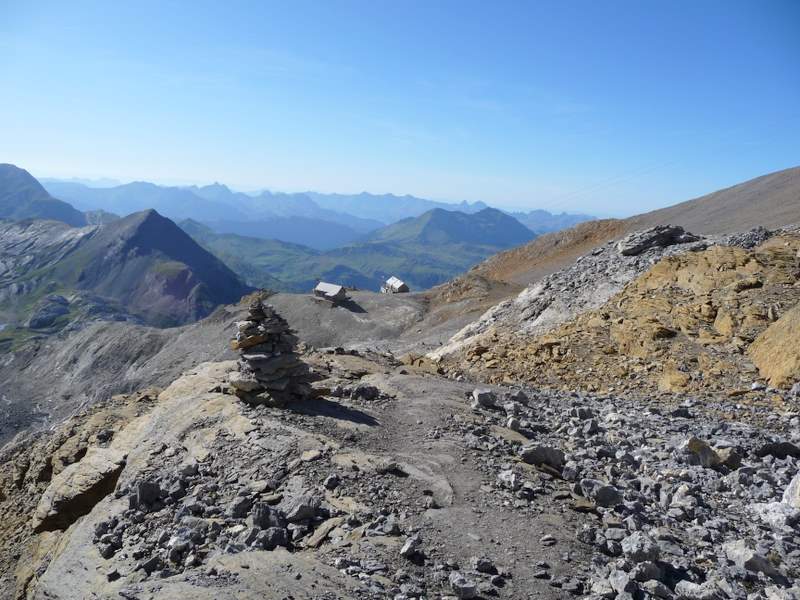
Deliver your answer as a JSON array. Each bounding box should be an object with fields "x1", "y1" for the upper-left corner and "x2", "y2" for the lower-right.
[
  {"x1": 41, "y1": 178, "x2": 592, "y2": 249},
  {"x1": 0, "y1": 164, "x2": 603, "y2": 338},
  {"x1": 304, "y1": 191, "x2": 490, "y2": 224},
  {"x1": 510, "y1": 209, "x2": 596, "y2": 235},
  {"x1": 0, "y1": 164, "x2": 541, "y2": 337},
  {"x1": 180, "y1": 207, "x2": 535, "y2": 292}
]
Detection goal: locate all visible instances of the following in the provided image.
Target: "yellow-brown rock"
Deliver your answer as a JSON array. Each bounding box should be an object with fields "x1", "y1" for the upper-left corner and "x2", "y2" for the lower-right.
[
  {"x1": 748, "y1": 303, "x2": 800, "y2": 388},
  {"x1": 444, "y1": 233, "x2": 800, "y2": 399},
  {"x1": 658, "y1": 366, "x2": 691, "y2": 392}
]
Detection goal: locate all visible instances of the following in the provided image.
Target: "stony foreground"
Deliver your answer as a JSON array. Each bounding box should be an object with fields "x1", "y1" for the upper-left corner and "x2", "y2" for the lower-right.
[{"x1": 1, "y1": 341, "x2": 798, "y2": 599}]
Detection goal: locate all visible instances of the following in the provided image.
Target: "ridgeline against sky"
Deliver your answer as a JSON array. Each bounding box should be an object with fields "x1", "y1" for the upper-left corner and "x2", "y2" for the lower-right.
[{"x1": 0, "y1": 0, "x2": 798, "y2": 215}]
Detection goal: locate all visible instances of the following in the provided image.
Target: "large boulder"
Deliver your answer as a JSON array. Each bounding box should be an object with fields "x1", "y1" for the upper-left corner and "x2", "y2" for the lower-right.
[
  {"x1": 723, "y1": 539, "x2": 786, "y2": 583},
  {"x1": 748, "y1": 304, "x2": 800, "y2": 388},
  {"x1": 519, "y1": 444, "x2": 565, "y2": 471},
  {"x1": 32, "y1": 447, "x2": 126, "y2": 532},
  {"x1": 616, "y1": 225, "x2": 701, "y2": 256}
]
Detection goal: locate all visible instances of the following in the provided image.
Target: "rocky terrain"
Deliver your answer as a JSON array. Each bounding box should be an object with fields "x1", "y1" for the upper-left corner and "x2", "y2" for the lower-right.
[
  {"x1": 1, "y1": 293, "x2": 799, "y2": 599},
  {"x1": 437, "y1": 227, "x2": 800, "y2": 402},
  {"x1": 1, "y1": 167, "x2": 799, "y2": 599},
  {"x1": 0, "y1": 289, "x2": 437, "y2": 447}
]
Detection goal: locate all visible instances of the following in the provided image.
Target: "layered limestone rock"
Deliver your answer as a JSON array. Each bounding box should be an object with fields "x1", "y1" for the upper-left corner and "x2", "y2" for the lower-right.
[
  {"x1": 615, "y1": 224, "x2": 701, "y2": 256},
  {"x1": 228, "y1": 299, "x2": 311, "y2": 405}
]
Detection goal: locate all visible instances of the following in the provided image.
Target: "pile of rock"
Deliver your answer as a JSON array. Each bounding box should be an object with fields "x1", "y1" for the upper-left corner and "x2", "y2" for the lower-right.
[{"x1": 228, "y1": 299, "x2": 311, "y2": 405}]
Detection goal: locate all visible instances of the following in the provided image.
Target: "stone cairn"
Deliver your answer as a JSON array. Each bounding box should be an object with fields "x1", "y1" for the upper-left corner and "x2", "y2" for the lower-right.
[{"x1": 228, "y1": 299, "x2": 310, "y2": 405}]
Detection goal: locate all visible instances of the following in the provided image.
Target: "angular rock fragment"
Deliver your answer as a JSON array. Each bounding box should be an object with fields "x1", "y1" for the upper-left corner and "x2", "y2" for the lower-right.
[
  {"x1": 723, "y1": 539, "x2": 786, "y2": 583},
  {"x1": 284, "y1": 494, "x2": 320, "y2": 522},
  {"x1": 783, "y1": 473, "x2": 800, "y2": 509},
  {"x1": 449, "y1": 571, "x2": 479, "y2": 599},
  {"x1": 679, "y1": 437, "x2": 721, "y2": 469},
  {"x1": 472, "y1": 388, "x2": 497, "y2": 409},
  {"x1": 616, "y1": 225, "x2": 701, "y2": 256},
  {"x1": 621, "y1": 532, "x2": 660, "y2": 563},
  {"x1": 32, "y1": 448, "x2": 126, "y2": 532},
  {"x1": 129, "y1": 480, "x2": 162, "y2": 511},
  {"x1": 400, "y1": 533, "x2": 422, "y2": 558},
  {"x1": 519, "y1": 444, "x2": 565, "y2": 471}
]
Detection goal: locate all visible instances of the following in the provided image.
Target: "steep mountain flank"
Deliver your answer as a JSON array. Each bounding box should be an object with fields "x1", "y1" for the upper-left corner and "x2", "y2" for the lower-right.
[
  {"x1": 69, "y1": 209, "x2": 251, "y2": 325},
  {"x1": 178, "y1": 220, "x2": 303, "y2": 290},
  {"x1": 0, "y1": 164, "x2": 87, "y2": 227},
  {"x1": 0, "y1": 210, "x2": 251, "y2": 333},
  {"x1": 456, "y1": 166, "x2": 800, "y2": 292},
  {"x1": 468, "y1": 219, "x2": 629, "y2": 286},
  {"x1": 628, "y1": 166, "x2": 800, "y2": 234}
]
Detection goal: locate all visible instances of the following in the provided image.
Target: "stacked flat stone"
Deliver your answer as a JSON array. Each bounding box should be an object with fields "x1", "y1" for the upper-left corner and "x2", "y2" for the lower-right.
[{"x1": 228, "y1": 299, "x2": 310, "y2": 405}]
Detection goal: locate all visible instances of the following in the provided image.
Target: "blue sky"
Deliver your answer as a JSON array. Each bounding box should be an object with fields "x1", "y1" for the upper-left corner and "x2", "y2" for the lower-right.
[{"x1": 0, "y1": 1, "x2": 798, "y2": 216}]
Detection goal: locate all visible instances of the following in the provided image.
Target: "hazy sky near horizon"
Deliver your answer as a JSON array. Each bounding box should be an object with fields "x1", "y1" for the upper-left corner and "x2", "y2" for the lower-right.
[{"x1": 0, "y1": 1, "x2": 798, "y2": 216}]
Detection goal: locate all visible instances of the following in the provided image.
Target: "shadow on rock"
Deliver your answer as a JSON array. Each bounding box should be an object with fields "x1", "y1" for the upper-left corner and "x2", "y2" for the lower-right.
[
  {"x1": 289, "y1": 397, "x2": 379, "y2": 426},
  {"x1": 337, "y1": 298, "x2": 367, "y2": 314}
]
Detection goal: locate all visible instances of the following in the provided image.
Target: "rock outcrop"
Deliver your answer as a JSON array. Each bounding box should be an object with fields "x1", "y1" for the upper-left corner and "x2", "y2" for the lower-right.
[
  {"x1": 442, "y1": 230, "x2": 800, "y2": 398},
  {"x1": 748, "y1": 302, "x2": 800, "y2": 387},
  {"x1": 615, "y1": 224, "x2": 701, "y2": 256},
  {"x1": 430, "y1": 224, "x2": 709, "y2": 362},
  {"x1": 31, "y1": 447, "x2": 126, "y2": 532}
]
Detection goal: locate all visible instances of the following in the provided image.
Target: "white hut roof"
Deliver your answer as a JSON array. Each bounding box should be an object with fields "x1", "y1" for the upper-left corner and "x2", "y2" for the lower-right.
[
  {"x1": 385, "y1": 276, "x2": 406, "y2": 288},
  {"x1": 314, "y1": 282, "x2": 345, "y2": 296}
]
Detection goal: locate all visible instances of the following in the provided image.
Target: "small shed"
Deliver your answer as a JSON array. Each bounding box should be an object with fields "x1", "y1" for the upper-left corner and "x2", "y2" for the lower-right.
[
  {"x1": 381, "y1": 276, "x2": 410, "y2": 294},
  {"x1": 313, "y1": 281, "x2": 347, "y2": 303}
]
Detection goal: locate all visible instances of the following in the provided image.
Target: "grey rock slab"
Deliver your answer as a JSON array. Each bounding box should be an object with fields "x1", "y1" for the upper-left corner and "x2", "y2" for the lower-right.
[
  {"x1": 621, "y1": 532, "x2": 660, "y2": 563},
  {"x1": 448, "y1": 572, "x2": 479, "y2": 599},
  {"x1": 32, "y1": 447, "x2": 127, "y2": 532}
]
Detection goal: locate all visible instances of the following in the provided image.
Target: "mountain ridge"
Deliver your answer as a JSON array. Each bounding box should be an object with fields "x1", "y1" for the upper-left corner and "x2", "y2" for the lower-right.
[
  {"x1": 181, "y1": 207, "x2": 536, "y2": 292},
  {"x1": 0, "y1": 209, "x2": 252, "y2": 333},
  {"x1": 0, "y1": 164, "x2": 87, "y2": 227},
  {"x1": 464, "y1": 165, "x2": 800, "y2": 288}
]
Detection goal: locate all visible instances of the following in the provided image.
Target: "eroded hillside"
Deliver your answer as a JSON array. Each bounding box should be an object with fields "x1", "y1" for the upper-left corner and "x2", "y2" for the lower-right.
[{"x1": 440, "y1": 230, "x2": 800, "y2": 405}]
